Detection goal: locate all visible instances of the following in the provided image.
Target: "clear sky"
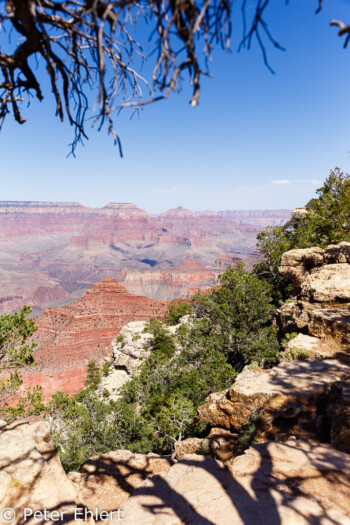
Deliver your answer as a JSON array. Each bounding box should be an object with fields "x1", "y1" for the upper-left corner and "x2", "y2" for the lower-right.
[{"x1": 0, "y1": 0, "x2": 349, "y2": 214}]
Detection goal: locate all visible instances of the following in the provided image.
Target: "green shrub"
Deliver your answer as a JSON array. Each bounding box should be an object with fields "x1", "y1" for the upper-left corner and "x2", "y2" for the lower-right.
[
  {"x1": 191, "y1": 265, "x2": 280, "y2": 370},
  {"x1": 84, "y1": 360, "x2": 101, "y2": 391},
  {"x1": 0, "y1": 306, "x2": 39, "y2": 420},
  {"x1": 164, "y1": 301, "x2": 192, "y2": 326},
  {"x1": 280, "y1": 347, "x2": 309, "y2": 363},
  {"x1": 238, "y1": 412, "x2": 262, "y2": 450}
]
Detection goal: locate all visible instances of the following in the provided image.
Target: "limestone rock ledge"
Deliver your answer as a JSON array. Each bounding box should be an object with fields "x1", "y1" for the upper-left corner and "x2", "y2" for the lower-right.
[
  {"x1": 279, "y1": 241, "x2": 350, "y2": 294},
  {"x1": 276, "y1": 242, "x2": 350, "y2": 343},
  {"x1": 0, "y1": 420, "x2": 89, "y2": 525},
  {"x1": 197, "y1": 358, "x2": 350, "y2": 446},
  {"x1": 117, "y1": 440, "x2": 350, "y2": 524},
  {"x1": 68, "y1": 450, "x2": 174, "y2": 514},
  {"x1": 276, "y1": 301, "x2": 350, "y2": 343}
]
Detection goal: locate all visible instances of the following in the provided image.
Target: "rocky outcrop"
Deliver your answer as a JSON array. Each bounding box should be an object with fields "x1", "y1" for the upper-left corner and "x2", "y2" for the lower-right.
[
  {"x1": 276, "y1": 301, "x2": 350, "y2": 343},
  {"x1": 279, "y1": 242, "x2": 350, "y2": 295},
  {"x1": 18, "y1": 279, "x2": 168, "y2": 399},
  {"x1": 279, "y1": 246, "x2": 325, "y2": 292},
  {"x1": 119, "y1": 440, "x2": 350, "y2": 524},
  {"x1": 276, "y1": 242, "x2": 350, "y2": 343},
  {"x1": 0, "y1": 420, "x2": 87, "y2": 525},
  {"x1": 98, "y1": 321, "x2": 154, "y2": 398},
  {"x1": 195, "y1": 241, "x2": 350, "y2": 459},
  {"x1": 99, "y1": 318, "x2": 185, "y2": 399},
  {"x1": 68, "y1": 450, "x2": 174, "y2": 514},
  {"x1": 301, "y1": 263, "x2": 350, "y2": 302},
  {"x1": 198, "y1": 358, "x2": 350, "y2": 446},
  {"x1": 111, "y1": 321, "x2": 155, "y2": 375}
]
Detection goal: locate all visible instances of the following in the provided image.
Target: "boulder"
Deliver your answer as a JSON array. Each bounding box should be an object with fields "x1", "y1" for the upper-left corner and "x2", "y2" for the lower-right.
[
  {"x1": 276, "y1": 301, "x2": 350, "y2": 343},
  {"x1": 300, "y1": 263, "x2": 350, "y2": 302},
  {"x1": 174, "y1": 438, "x2": 205, "y2": 460},
  {"x1": 324, "y1": 242, "x2": 350, "y2": 264},
  {"x1": 68, "y1": 450, "x2": 174, "y2": 513},
  {"x1": 197, "y1": 391, "x2": 237, "y2": 429},
  {"x1": 198, "y1": 359, "x2": 350, "y2": 445},
  {"x1": 117, "y1": 440, "x2": 350, "y2": 524},
  {"x1": 0, "y1": 420, "x2": 88, "y2": 525},
  {"x1": 327, "y1": 380, "x2": 350, "y2": 454},
  {"x1": 278, "y1": 242, "x2": 350, "y2": 297},
  {"x1": 279, "y1": 247, "x2": 324, "y2": 292}
]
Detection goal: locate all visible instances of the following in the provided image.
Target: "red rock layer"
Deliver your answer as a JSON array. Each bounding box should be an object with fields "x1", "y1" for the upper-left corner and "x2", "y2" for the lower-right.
[
  {"x1": 120, "y1": 259, "x2": 218, "y2": 301},
  {"x1": 19, "y1": 279, "x2": 168, "y2": 399}
]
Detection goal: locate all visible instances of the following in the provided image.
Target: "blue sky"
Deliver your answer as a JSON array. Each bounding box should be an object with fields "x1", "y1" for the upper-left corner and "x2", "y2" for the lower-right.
[{"x1": 0, "y1": 0, "x2": 349, "y2": 213}]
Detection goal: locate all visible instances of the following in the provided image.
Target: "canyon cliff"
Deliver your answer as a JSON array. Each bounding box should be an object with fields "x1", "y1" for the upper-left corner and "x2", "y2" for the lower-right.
[
  {"x1": 0, "y1": 201, "x2": 290, "y2": 313},
  {"x1": 18, "y1": 279, "x2": 168, "y2": 399},
  {"x1": 120, "y1": 258, "x2": 219, "y2": 300}
]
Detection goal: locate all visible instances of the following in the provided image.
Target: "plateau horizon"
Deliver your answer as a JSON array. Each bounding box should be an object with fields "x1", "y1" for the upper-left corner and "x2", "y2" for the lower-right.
[{"x1": 0, "y1": 200, "x2": 291, "y2": 217}]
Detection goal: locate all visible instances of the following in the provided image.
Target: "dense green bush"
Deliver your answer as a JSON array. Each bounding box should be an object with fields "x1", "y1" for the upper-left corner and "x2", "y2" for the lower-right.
[
  {"x1": 191, "y1": 265, "x2": 280, "y2": 370},
  {"x1": 254, "y1": 168, "x2": 350, "y2": 304},
  {"x1": 291, "y1": 168, "x2": 350, "y2": 248},
  {"x1": 0, "y1": 306, "x2": 39, "y2": 420},
  {"x1": 164, "y1": 300, "x2": 193, "y2": 325}
]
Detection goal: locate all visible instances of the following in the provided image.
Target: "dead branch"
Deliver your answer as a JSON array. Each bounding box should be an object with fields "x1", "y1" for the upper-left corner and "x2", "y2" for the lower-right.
[{"x1": 0, "y1": 1, "x2": 347, "y2": 155}]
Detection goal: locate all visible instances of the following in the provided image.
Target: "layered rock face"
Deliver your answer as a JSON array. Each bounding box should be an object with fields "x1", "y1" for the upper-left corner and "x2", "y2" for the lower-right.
[
  {"x1": 276, "y1": 242, "x2": 350, "y2": 343},
  {"x1": 0, "y1": 201, "x2": 290, "y2": 312},
  {"x1": 195, "y1": 241, "x2": 350, "y2": 458},
  {"x1": 198, "y1": 358, "x2": 350, "y2": 448},
  {"x1": 18, "y1": 279, "x2": 168, "y2": 399},
  {"x1": 120, "y1": 259, "x2": 218, "y2": 300}
]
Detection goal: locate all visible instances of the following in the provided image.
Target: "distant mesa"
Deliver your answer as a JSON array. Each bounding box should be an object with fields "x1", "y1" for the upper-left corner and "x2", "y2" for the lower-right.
[
  {"x1": 160, "y1": 206, "x2": 194, "y2": 218},
  {"x1": 173, "y1": 258, "x2": 208, "y2": 272},
  {"x1": 103, "y1": 203, "x2": 137, "y2": 209}
]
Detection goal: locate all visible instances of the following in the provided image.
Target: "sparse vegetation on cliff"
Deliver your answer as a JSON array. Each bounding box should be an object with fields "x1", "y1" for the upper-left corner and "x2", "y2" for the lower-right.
[{"x1": 0, "y1": 306, "x2": 41, "y2": 420}]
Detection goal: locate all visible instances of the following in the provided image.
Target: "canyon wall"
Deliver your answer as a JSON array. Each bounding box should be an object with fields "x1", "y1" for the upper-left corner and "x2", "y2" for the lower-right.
[
  {"x1": 0, "y1": 201, "x2": 290, "y2": 313},
  {"x1": 18, "y1": 278, "x2": 168, "y2": 399}
]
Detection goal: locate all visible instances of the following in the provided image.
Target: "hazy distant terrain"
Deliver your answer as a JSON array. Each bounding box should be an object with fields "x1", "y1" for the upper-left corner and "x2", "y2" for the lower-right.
[{"x1": 0, "y1": 201, "x2": 291, "y2": 314}]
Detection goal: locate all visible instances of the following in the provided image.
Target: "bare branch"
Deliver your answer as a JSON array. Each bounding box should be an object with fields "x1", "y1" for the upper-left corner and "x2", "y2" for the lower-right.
[{"x1": 0, "y1": 1, "x2": 348, "y2": 155}]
